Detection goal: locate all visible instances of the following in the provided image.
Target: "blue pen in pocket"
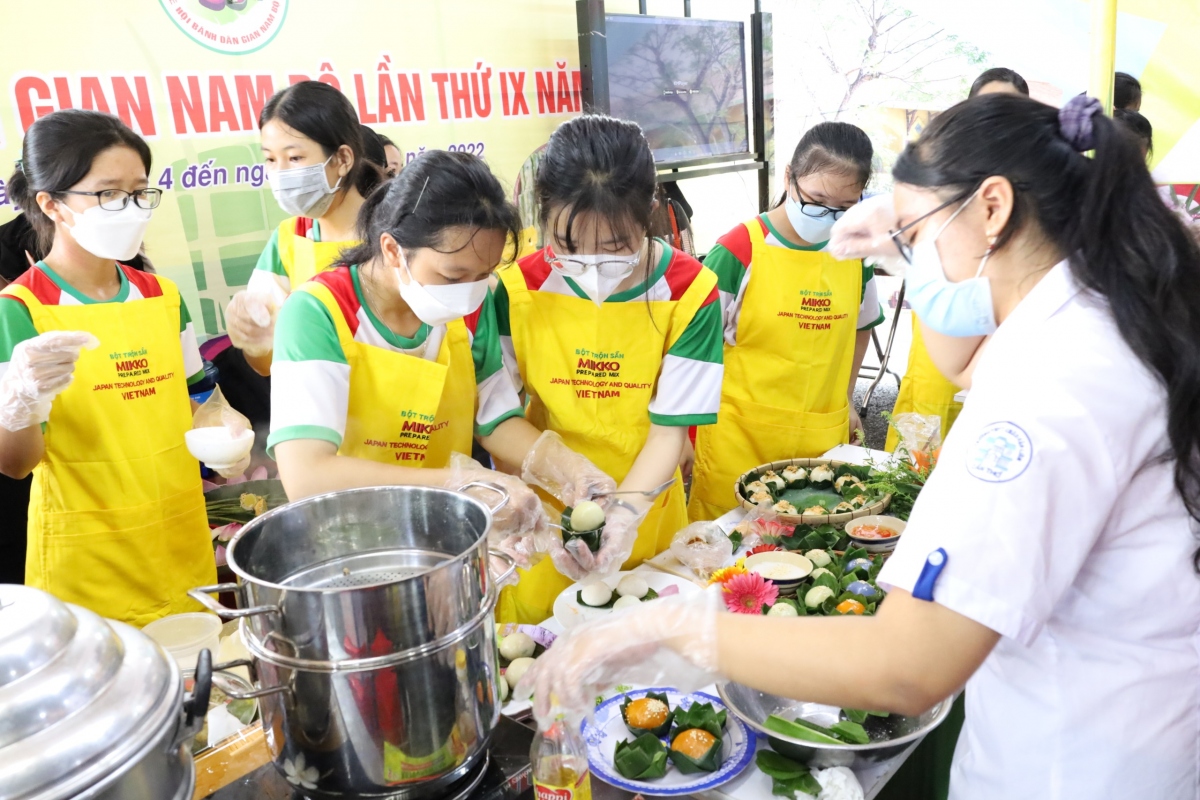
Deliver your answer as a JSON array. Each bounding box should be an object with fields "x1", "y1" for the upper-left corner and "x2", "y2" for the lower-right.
[{"x1": 913, "y1": 548, "x2": 948, "y2": 601}]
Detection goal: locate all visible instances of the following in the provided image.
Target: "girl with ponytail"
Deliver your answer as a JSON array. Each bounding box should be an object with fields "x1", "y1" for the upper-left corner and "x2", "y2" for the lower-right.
[{"x1": 515, "y1": 94, "x2": 1200, "y2": 799}]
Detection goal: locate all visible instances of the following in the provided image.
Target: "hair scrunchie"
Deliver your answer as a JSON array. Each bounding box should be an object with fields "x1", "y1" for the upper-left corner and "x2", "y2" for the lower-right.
[{"x1": 1058, "y1": 94, "x2": 1104, "y2": 152}]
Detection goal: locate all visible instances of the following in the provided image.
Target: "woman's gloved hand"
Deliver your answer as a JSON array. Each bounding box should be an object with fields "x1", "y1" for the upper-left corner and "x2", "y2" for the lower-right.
[
  {"x1": 589, "y1": 499, "x2": 651, "y2": 578},
  {"x1": 446, "y1": 454, "x2": 546, "y2": 567},
  {"x1": 515, "y1": 587, "x2": 723, "y2": 726},
  {"x1": 521, "y1": 430, "x2": 617, "y2": 506},
  {"x1": 225, "y1": 291, "x2": 277, "y2": 357},
  {"x1": 0, "y1": 331, "x2": 99, "y2": 432},
  {"x1": 828, "y1": 193, "x2": 904, "y2": 270}
]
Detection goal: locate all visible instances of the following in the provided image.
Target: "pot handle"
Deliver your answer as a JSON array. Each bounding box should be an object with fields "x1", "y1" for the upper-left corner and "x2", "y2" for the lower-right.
[
  {"x1": 460, "y1": 481, "x2": 510, "y2": 515},
  {"x1": 169, "y1": 648, "x2": 214, "y2": 753},
  {"x1": 488, "y1": 549, "x2": 517, "y2": 588},
  {"x1": 188, "y1": 583, "x2": 280, "y2": 620},
  {"x1": 212, "y1": 658, "x2": 292, "y2": 700}
]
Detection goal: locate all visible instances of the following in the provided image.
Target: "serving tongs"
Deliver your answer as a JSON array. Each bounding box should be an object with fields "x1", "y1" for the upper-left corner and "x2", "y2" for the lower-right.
[{"x1": 589, "y1": 477, "x2": 677, "y2": 502}]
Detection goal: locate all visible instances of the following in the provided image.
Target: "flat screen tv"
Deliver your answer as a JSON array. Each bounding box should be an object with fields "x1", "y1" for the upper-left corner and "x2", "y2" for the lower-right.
[{"x1": 604, "y1": 14, "x2": 750, "y2": 165}]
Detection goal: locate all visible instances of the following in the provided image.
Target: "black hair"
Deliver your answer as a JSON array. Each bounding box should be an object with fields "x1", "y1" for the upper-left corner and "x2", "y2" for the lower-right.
[
  {"x1": 776, "y1": 121, "x2": 873, "y2": 208},
  {"x1": 360, "y1": 125, "x2": 388, "y2": 173},
  {"x1": 7, "y1": 109, "x2": 151, "y2": 254},
  {"x1": 258, "y1": 81, "x2": 384, "y2": 200},
  {"x1": 1114, "y1": 108, "x2": 1153, "y2": 156},
  {"x1": 894, "y1": 92, "x2": 1200, "y2": 564},
  {"x1": 339, "y1": 149, "x2": 519, "y2": 266},
  {"x1": 535, "y1": 114, "x2": 657, "y2": 253},
  {"x1": 378, "y1": 134, "x2": 396, "y2": 148},
  {"x1": 968, "y1": 67, "x2": 1030, "y2": 98},
  {"x1": 1115, "y1": 72, "x2": 1142, "y2": 110}
]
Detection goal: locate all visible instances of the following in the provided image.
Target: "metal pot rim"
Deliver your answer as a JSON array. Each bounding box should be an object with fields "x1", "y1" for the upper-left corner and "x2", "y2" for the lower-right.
[
  {"x1": 224, "y1": 485, "x2": 494, "y2": 594},
  {"x1": 716, "y1": 682, "x2": 954, "y2": 752}
]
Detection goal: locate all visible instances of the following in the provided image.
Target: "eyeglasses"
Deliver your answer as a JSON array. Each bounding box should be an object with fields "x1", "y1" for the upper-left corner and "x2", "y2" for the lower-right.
[
  {"x1": 58, "y1": 188, "x2": 163, "y2": 212},
  {"x1": 544, "y1": 248, "x2": 642, "y2": 278},
  {"x1": 791, "y1": 186, "x2": 854, "y2": 221},
  {"x1": 888, "y1": 193, "x2": 970, "y2": 264}
]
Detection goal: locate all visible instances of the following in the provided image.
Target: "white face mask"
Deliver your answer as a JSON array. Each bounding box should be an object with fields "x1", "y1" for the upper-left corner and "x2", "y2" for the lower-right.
[
  {"x1": 784, "y1": 194, "x2": 838, "y2": 245},
  {"x1": 267, "y1": 154, "x2": 342, "y2": 218},
  {"x1": 396, "y1": 252, "x2": 489, "y2": 326},
  {"x1": 547, "y1": 252, "x2": 639, "y2": 306},
  {"x1": 63, "y1": 202, "x2": 152, "y2": 261}
]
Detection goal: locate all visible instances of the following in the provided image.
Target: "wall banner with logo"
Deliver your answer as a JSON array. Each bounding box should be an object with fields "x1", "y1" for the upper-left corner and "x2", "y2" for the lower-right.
[{"x1": 0, "y1": 0, "x2": 583, "y2": 336}]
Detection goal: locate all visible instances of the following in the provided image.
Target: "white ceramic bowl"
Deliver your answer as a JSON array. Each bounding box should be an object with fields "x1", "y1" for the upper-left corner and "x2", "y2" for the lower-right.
[
  {"x1": 745, "y1": 551, "x2": 814, "y2": 595},
  {"x1": 844, "y1": 515, "x2": 907, "y2": 553},
  {"x1": 185, "y1": 427, "x2": 254, "y2": 468}
]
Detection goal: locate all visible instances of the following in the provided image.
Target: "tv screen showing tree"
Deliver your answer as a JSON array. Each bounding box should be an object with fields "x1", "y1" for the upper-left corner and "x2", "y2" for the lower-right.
[{"x1": 605, "y1": 14, "x2": 749, "y2": 165}]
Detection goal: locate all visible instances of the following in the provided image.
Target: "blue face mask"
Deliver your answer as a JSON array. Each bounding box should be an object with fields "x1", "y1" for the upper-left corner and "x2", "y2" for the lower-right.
[{"x1": 905, "y1": 192, "x2": 997, "y2": 338}]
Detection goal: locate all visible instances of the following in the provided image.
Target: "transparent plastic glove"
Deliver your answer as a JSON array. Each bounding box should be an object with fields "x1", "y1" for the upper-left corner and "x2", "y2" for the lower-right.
[
  {"x1": 447, "y1": 453, "x2": 546, "y2": 564},
  {"x1": 0, "y1": 331, "x2": 99, "y2": 431},
  {"x1": 589, "y1": 500, "x2": 650, "y2": 579},
  {"x1": 521, "y1": 430, "x2": 617, "y2": 506},
  {"x1": 530, "y1": 503, "x2": 594, "y2": 581},
  {"x1": 225, "y1": 290, "x2": 277, "y2": 357},
  {"x1": 516, "y1": 587, "x2": 723, "y2": 727},
  {"x1": 670, "y1": 522, "x2": 733, "y2": 580},
  {"x1": 828, "y1": 194, "x2": 903, "y2": 262}
]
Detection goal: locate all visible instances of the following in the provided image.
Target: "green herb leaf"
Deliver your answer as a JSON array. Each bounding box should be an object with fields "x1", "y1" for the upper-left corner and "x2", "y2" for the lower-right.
[
  {"x1": 771, "y1": 774, "x2": 823, "y2": 798},
  {"x1": 756, "y1": 750, "x2": 808, "y2": 780},
  {"x1": 842, "y1": 708, "x2": 868, "y2": 724},
  {"x1": 728, "y1": 531, "x2": 744, "y2": 551},
  {"x1": 829, "y1": 720, "x2": 870, "y2": 745}
]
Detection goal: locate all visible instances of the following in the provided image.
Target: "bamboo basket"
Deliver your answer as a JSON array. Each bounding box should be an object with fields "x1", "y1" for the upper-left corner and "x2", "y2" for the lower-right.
[{"x1": 735, "y1": 458, "x2": 890, "y2": 527}]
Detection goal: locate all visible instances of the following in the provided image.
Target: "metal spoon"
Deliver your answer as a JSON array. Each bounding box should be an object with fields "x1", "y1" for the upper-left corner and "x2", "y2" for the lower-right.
[{"x1": 589, "y1": 477, "x2": 677, "y2": 502}]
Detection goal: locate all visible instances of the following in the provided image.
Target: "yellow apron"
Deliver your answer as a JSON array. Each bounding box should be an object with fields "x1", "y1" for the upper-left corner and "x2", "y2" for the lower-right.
[
  {"x1": 884, "y1": 316, "x2": 963, "y2": 452},
  {"x1": 297, "y1": 281, "x2": 475, "y2": 467},
  {"x1": 5, "y1": 278, "x2": 215, "y2": 627},
  {"x1": 494, "y1": 260, "x2": 715, "y2": 624},
  {"x1": 688, "y1": 220, "x2": 861, "y2": 522},
  {"x1": 275, "y1": 217, "x2": 356, "y2": 288}
]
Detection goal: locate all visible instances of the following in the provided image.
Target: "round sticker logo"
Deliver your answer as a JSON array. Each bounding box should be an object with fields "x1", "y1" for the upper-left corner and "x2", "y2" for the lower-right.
[
  {"x1": 966, "y1": 422, "x2": 1033, "y2": 483},
  {"x1": 159, "y1": 0, "x2": 288, "y2": 55}
]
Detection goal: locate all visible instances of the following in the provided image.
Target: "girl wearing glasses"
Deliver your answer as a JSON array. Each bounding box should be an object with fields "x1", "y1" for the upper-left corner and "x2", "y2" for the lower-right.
[
  {"x1": 481, "y1": 115, "x2": 725, "y2": 624},
  {"x1": 225, "y1": 81, "x2": 386, "y2": 375},
  {"x1": 688, "y1": 122, "x2": 883, "y2": 521},
  {"x1": 0, "y1": 110, "x2": 215, "y2": 626}
]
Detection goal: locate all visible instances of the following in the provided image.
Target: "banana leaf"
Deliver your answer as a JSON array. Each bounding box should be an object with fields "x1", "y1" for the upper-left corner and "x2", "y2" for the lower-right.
[
  {"x1": 614, "y1": 733, "x2": 669, "y2": 780},
  {"x1": 621, "y1": 692, "x2": 674, "y2": 738},
  {"x1": 668, "y1": 732, "x2": 723, "y2": 774},
  {"x1": 561, "y1": 508, "x2": 604, "y2": 553},
  {"x1": 670, "y1": 702, "x2": 726, "y2": 739}
]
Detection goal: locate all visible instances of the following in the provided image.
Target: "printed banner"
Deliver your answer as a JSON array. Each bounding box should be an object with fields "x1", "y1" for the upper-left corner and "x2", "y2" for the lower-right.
[{"x1": 0, "y1": 0, "x2": 586, "y2": 337}]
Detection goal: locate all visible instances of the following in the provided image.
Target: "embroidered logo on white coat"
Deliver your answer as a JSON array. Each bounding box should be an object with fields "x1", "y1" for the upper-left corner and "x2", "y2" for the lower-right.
[{"x1": 966, "y1": 422, "x2": 1032, "y2": 482}]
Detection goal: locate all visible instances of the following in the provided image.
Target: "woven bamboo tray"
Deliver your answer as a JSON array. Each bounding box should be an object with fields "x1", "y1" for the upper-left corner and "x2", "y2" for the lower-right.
[{"x1": 735, "y1": 458, "x2": 891, "y2": 527}]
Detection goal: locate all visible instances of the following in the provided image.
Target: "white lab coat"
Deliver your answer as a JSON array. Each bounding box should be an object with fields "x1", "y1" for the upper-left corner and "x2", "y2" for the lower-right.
[{"x1": 878, "y1": 261, "x2": 1200, "y2": 800}]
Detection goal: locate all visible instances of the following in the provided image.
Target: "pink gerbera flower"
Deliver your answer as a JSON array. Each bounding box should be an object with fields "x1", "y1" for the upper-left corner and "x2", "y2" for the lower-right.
[{"x1": 722, "y1": 571, "x2": 778, "y2": 614}]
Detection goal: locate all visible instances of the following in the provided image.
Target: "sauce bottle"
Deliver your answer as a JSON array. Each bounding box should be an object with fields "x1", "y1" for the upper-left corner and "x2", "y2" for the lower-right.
[{"x1": 531, "y1": 700, "x2": 592, "y2": 800}]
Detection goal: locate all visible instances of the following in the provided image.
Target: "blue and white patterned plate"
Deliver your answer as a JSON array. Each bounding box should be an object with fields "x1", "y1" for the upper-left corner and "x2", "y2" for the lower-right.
[{"x1": 582, "y1": 688, "x2": 756, "y2": 796}]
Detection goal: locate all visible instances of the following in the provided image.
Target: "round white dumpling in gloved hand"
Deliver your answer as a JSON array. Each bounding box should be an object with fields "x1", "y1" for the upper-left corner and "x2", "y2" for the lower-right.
[
  {"x1": 613, "y1": 595, "x2": 642, "y2": 611},
  {"x1": 498, "y1": 631, "x2": 536, "y2": 662},
  {"x1": 505, "y1": 656, "x2": 537, "y2": 689},
  {"x1": 616, "y1": 574, "x2": 649, "y2": 599},
  {"x1": 569, "y1": 500, "x2": 606, "y2": 532}
]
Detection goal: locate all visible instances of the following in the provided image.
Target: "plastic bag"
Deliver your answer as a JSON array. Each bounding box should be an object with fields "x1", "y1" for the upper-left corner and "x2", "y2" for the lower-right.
[
  {"x1": 732, "y1": 504, "x2": 795, "y2": 549},
  {"x1": 889, "y1": 412, "x2": 941, "y2": 470},
  {"x1": 669, "y1": 522, "x2": 734, "y2": 580},
  {"x1": 189, "y1": 387, "x2": 253, "y2": 478}
]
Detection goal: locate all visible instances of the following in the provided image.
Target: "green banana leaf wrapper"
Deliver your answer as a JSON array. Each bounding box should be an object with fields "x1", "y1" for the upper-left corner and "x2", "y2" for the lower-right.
[
  {"x1": 613, "y1": 733, "x2": 669, "y2": 780},
  {"x1": 621, "y1": 692, "x2": 675, "y2": 738},
  {"x1": 669, "y1": 732, "x2": 724, "y2": 774},
  {"x1": 670, "y1": 702, "x2": 727, "y2": 740}
]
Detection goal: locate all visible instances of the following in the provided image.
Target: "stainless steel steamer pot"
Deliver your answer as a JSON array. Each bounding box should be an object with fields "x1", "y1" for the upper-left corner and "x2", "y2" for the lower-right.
[
  {"x1": 0, "y1": 585, "x2": 211, "y2": 800},
  {"x1": 193, "y1": 485, "x2": 515, "y2": 800}
]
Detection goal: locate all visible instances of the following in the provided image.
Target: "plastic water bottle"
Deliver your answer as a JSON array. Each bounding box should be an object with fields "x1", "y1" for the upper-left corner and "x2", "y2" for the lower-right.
[{"x1": 531, "y1": 701, "x2": 592, "y2": 800}]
